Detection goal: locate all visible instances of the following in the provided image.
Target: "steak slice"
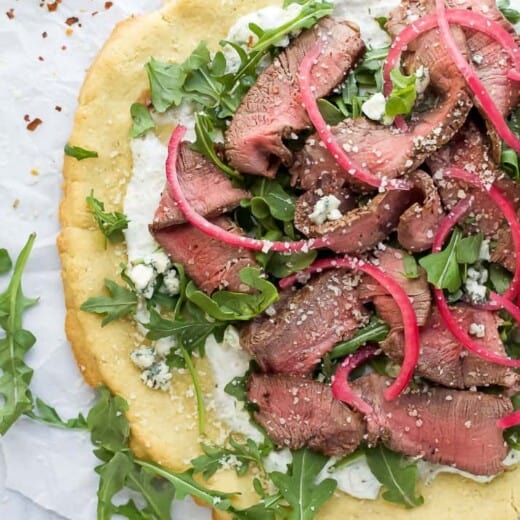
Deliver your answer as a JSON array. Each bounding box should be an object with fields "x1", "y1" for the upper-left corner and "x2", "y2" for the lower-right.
[
  {"x1": 151, "y1": 142, "x2": 249, "y2": 230},
  {"x1": 247, "y1": 373, "x2": 365, "y2": 456},
  {"x1": 397, "y1": 170, "x2": 444, "y2": 253},
  {"x1": 358, "y1": 247, "x2": 431, "y2": 327},
  {"x1": 225, "y1": 17, "x2": 365, "y2": 177},
  {"x1": 291, "y1": 7, "x2": 471, "y2": 191},
  {"x1": 152, "y1": 216, "x2": 257, "y2": 294},
  {"x1": 240, "y1": 270, "x2": 370, "y2": 375},
  {"x1": 381, "y1": 305, "x2": 519, "y2": 388},
  {"x1": 353, "y1": 373, "x2": 512, "y2": 476}
]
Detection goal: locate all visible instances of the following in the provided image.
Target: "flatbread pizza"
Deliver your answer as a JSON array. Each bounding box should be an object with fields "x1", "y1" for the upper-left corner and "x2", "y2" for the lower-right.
[{"x1": 59, "y1": 0, "x2": 520, "y2": 518}]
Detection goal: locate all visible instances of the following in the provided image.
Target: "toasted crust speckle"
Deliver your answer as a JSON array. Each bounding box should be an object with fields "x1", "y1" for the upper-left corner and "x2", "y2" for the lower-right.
[{"x1": 59, "y1": 0, "x2": 519, "y2": 517}]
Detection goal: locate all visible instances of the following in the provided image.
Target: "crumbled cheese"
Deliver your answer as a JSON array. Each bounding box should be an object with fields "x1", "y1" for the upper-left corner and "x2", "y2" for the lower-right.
[
  {"x1": 130, "y1": 346, "x2": 156, "y2": 370},
  {"x1": 472, "y1": 53, "x2": 483, "y2": 65},
  {"x1": 147, "y1": 251, "x2": 171, "y2": 274},
  {"x1": 469, "y1": 323, "x2": 486, "y2": 338},
  {"x1": 155, "y1": 337, "x2": 177, "y2": 357},
  {"x1": 362, "y1": 92, "x2": 386, "y2": 122},
  {"x1": 479, "y1": 239, "x2": 491, "y2": 261},
  {"x1": 415, "y1": 66, "x2": 430, "y2": 94},
  {"x1": 309, "y1": 195, "x2": 343, "y2": 225},
  {"x1": 465, "y1": 266, "x2": 488, "y2": 303},
  {"x1": 141, "y1": 361, "x2": 172, "y2": 391},
  {"x1": 162, "y1": 269, "x2": 181, "y2": 296},
  {"x1": 127, "y1": 263, "x2": 157, "y2": 298}
]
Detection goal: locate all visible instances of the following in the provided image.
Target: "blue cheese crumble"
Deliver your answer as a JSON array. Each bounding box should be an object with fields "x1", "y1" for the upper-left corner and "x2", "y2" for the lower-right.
[{"x1": 309, "y1": 195, "x2": 343, "y2": 225}]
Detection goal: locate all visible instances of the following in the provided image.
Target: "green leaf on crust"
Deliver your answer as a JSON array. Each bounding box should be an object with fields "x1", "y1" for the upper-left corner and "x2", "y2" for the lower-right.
[
  {"x1": 64, "y1": 143, "x2": 99, "y2": 160},
  {"x1": 129, "y1": 102, "x2": 155, "y2": 138}
]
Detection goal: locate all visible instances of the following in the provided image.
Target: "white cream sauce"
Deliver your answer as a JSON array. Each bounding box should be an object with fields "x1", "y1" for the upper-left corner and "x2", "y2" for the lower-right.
[{"x1": 123, "y1": 0, "x2": 520, "y2": 501}]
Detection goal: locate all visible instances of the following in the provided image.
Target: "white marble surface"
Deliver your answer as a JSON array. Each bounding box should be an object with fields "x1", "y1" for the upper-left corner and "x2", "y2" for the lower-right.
[{"x1": 0, "y1": 1, "x2": 209, "y2": 518}]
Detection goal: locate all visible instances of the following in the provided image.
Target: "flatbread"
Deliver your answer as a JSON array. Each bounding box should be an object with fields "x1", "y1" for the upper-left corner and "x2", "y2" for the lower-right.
[{"x1": 58, "y1": 0, "x2": 520, "y2": 518}]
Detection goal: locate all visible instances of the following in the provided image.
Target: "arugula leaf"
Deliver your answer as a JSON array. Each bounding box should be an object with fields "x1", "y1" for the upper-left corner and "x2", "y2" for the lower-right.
[
  {"x1": 81, "y1": 279, "x2": 137, "y2": 326},
  {"x1": 0, "y1": 234, "x2": 38, "y2": 435},
  {"x1": 456, "y1": 232, "x2": 483, "y2": 265},
  {"x1": 86, "y1": 192, "x2": 129, "y2": 243},
  {"x1": 498, "y1": 0, "x2": 520, "y2": 23},
  {"x1": 186, "y1": 267, "x2": 279, "y2": 321},
  {"x1": 25, "y1": 398, "x2": 88, "y2": 430},
  {"x1": 130, "y1": 102, "x2": 155, "y2": 138},
  {"x1": 192, "y1": 436, "x2": 272, "y2": 480},
  {"x1": 250, "y1": 178, "x2": 296, "y2": 222},
  {"x1": 145, "y1": 58, "x2": 187, "y2": 113},
  {"x1": 318, "y1": 98, "x2": 345, "y2": 125},
  {"x1": 504, "y1": 393, "x2": 520, "y2": 449},
  {"x1": 365, "y1": 445, "x2": 423, "y2": 508},
  {"x1": 269, "y1": 449, "x2": 336, "y2": 520},
  {"x1": 0, "y1": 249, "x2": 12, "y2": 274},
  {"x1": 330, "y1": 317, "x2": 389, "y2": 360},
  {"x1": 145, "y1": 307, "x2": 224, "y2": 354},
  {"x1": 490, "y1": 263, "x2": 512, "y2": 295},
  {"x1": 419, "y1": 229, "x2": 462, "y2": 293},
  {"x1": 501, "y1": 108, "x2": 520, "y2": 180},
  {"x1": 191, "y1": 112, "x2": 241, "y2": 179},
  {"x1": 64, "y1": 143, "x2": 99, "y2": 160},
  {"x1": 265, "y1": 250, "x2": 317, "y2": 278},
  {"x1": 385, "y1": 68, "x2": 417, "y2": 118}
]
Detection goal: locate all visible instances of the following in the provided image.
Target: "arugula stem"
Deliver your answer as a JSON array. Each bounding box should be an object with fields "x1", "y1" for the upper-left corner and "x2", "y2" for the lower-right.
[
  {"x1": 181, "y1": 345, "x2": 206, "y2": 435},
  {"x1": 330, "y1": 319, "x2": 389, "y2": 360}
]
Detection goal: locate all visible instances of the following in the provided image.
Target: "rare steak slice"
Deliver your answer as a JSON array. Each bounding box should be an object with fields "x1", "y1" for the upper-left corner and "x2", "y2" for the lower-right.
[
  {"x1": 353, "y1": 373, "x2": 512, "y2": 476},
  {"x1": 381, "y1": 305, "x2": 519, "y2": 388},
  {"x1": 151, "y1": 142, "x2": 249, "y2": 229},
  {"x1": 152, "y1": 216, "x2": 257, "y2": 294},
  {"x1": 358, "y1": 247, "x2": 431, "y2": 327},
  {"x1": 291, "y1": 7, "x2": 471, "y2": 191},
  {"x1": 240, "y1": 271, "x2": 370, "y2": 375},
  {"x1": 248, "y1": 373, "x2": 364, "y2": 456},
  {"x1": 225, "y1": 17, "x2": 364, "y2": 177}
]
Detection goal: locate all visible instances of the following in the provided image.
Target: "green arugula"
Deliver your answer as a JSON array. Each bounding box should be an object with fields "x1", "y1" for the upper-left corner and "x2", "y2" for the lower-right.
[
  {"x1": 81, "y1": 279, "x2": 138, "y2": 326},
  {"x1": 501, "y1": 108, "x2": 520, "y2": 179},
  {"x1": 248, "y1": 178, "x2": 296, "y2": 223},
  {"x1": 402, "y1": 253, "x2": 419, "y2": 279},
  {"x1": 86, "y1": 192, "x2": 129, "y2": 243},
  {"x1": 191, "y1": 112, "x2": 241, "y2": 179},
  {"x1": 365, "y1": 445, "x2": 424, "y2": 509},
  {"x1": 64, "y1": 143, "x2": 99, "y2": 160},
  {"x1": 504, "y1": 393, "x2": 520, "y2": 449},
  {"x1": 330, "y1": 317, "x2": 389, "y2": 360},
  {"x1": 270, "y1": 449, "x2": 336, "y2": 520},
  {"x1": 129, "y1": 102, "x2": 155, "y2": 138},
  {"x1": 455, "y1": 232, "x2": 483, "y2": 265},
  {"x1": 0, "y1": 234, "x2": 38, "y2": 435},
  {"x1": 25, "y1": 398, "x2": 88, "y2": 430},
  {"x1": 186, "y1": 267, "x2": 279, "y2": 321},
  {"x1": 498, "y1": 0, "x2": 520, "y2": 24},
  {"x1": 490, "y1": 263, "x2": 512, "y2": 295},
  {"x1": 265, "y1": 250, "x2": 317, "y2": 278},
  {"x1": 0, "y1": 249, "x2": 12, "y2": 274},
  {"x1": 192, "y1": 436, "x2": 272, "y2": 480},
  {"x1": 419, "y1": 229, "x2": 462, "y2": 293},
  {"x1": 384, "y1": 68, "x2": 417, "y2": 119}
]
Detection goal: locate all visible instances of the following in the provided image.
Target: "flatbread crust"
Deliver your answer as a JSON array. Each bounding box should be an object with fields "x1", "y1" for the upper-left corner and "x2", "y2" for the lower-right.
[{"x1": 58, "y1": 0, "x2": 520, "y2": 518}]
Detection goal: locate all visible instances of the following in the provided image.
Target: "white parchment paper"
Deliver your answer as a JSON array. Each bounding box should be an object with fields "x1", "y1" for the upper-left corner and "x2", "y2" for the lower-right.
[{"x1": 0, "y1": 1, "x2": 209, "y2": 518}]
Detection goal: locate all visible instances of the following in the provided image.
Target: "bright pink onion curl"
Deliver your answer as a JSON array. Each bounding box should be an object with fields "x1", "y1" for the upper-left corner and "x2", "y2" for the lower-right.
[
  {"x1": 166, "y1": 125, "x2": 332, "y2": 253},
  {"x1": 298, "y1": 41, "x2": 410, "y2": 191},
  {"x1": 331, "y1": 345, "x2": 379, "y2": 415},
  {"x1": 434, "y1": 0, "x2": 520, "y2": 153},
  {"x1": 498, "y1": 410, "x2": 520, "y2": 430},
  {"x1": 279, "y1": 257, "x2": 420, "y2": 401}
]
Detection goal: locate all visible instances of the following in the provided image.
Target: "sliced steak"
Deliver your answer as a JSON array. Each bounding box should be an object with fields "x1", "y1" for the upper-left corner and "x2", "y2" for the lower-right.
[
  {"x1": 248, "y1": 373, "x2": 364, "y2": 456},
  {"x1": 225, "y1": 18, "x2": 365, "y2": 177},
  {"x1": 397, "y1": 170, "x2": 444, "y2": 252},
  {"x1": 358, "y1": 247, "x2": 431, "y2": 327},
  {"x1": 152, "y1": 216, "x2": 257, "y2": 294},
  {"x1": 151, "y1": 142, "x2": 249, "y2": 230},
  {"x1": 240, "y1": 270, "x2": 370, "y2": 375},
  {"x1": 381, "y1": 305, "x2": 519, "y2": 388},
  {"x1": 353, "y1": 373, "x2": 512, "y2": 476},
  {"x1": 291, "y1": 6, "x2": 471, "y2": 191}
]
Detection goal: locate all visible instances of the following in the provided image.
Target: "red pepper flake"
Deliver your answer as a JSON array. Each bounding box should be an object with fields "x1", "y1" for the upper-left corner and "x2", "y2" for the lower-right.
[
  {"x1": 38, "y1": 56, "x2": 44, "y2": 62},
  {"x1": 105, "y1": 2, "x2": 113, "y2": 9},
  {"x1": 6, "y1": 9, "x2": 14, "y2": 19},
  {"x1": 91, "y1": 11, "x2": 99, "y2": 16},
  {"x1": 65, "y1": 28, "x2": 73, "y2": 36},
  {"x1": 42, "y1": 31, "x2": 48, "y2": 38},
  {"x1": 65, "y1": 16, "x2": 78, "y2": 26},
  {"x1": 55, "y1": 105, "x2": 62, "y2": 112},
  {"x1": 23, "y1": 114, "x2": 30, "y2": 122},
  {"x1": 61, "y1": 45, "x2": 67, "y2": 50},
  {"x1": 47, "y1": 2, "x2": 59, "y2": 12},
  {"x1": 26, "y1": 118, "x2": 43, "y2": 131}
]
